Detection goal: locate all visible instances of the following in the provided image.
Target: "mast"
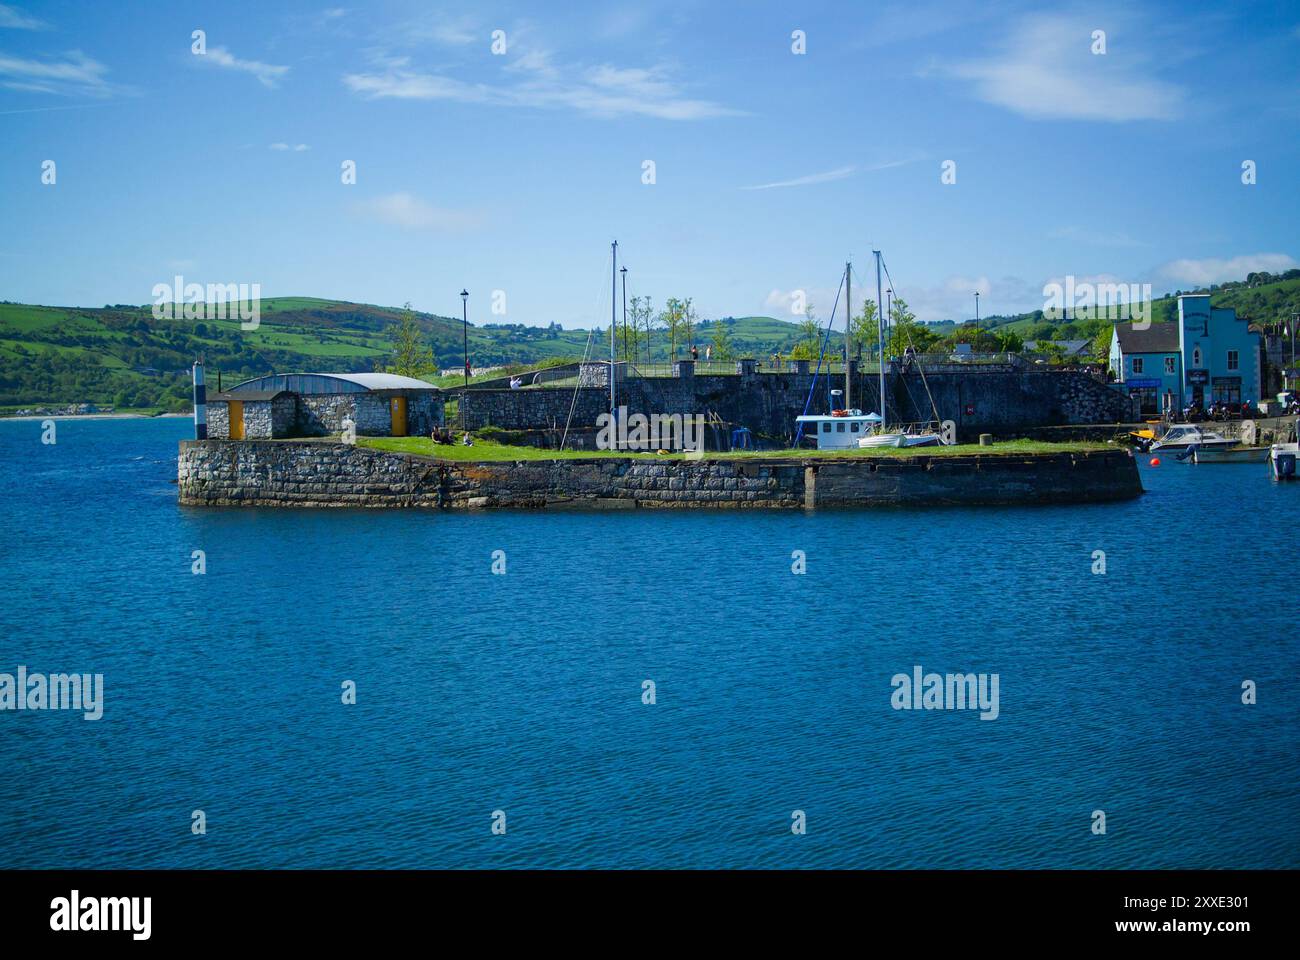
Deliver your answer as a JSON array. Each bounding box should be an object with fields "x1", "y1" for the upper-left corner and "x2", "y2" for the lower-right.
[
  {"x1": 610, "y1": 240, "x2": 617, "y2": 417},
  {"x1": 875, "y1": 250, "x2": 885, "y2": 426},
  {"x1": 845, "y1": 261, "x2": 851, "y2": 410}
]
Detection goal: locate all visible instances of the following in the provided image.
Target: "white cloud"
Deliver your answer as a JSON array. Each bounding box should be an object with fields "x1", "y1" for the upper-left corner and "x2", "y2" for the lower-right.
[
  {"x1": 198, "y1": 45, "x2": 290, "y2": 88},
  {"x1": 0, "y1": 50, "x2": 117, "y2": 96},
  {"x1": 0, "y1": 3, "x2": 46, "y2": 29},
  {"x1": 947, "y1": 13, "x2": 1183, "y2": 121},
  {"x1": 1155, "y1": 253, "x2": 1299, "y2": 287},
  {"x1": 269, "y1": 142, "x2": 310, "y2": 151},
  {"x1": 1047, "y1": 225, "x2": 1147, "y2": 248},
  {"x1": 743, "y1": 166, "x2": 855, "y2": 191},
  {"x1": 351, "y1": 192, "x2": 483, "y2": 231},
  {"x1": 343, "y1": 49, "x2": 739, "y2": 120}
]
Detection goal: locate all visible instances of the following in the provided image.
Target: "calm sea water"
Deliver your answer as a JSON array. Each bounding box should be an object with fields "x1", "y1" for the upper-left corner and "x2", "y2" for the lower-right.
[{"x1": 0, "y1": 417, "x2": 1296, "y2": 869}]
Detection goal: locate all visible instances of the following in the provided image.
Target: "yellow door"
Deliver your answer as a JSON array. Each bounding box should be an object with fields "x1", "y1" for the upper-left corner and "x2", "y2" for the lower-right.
[
  {"x1": 390, "y1": 396, "x2": 407, "y2": 436},
  {"x1": 228, "y1": 400, "x2": 244, "y2": 440}
]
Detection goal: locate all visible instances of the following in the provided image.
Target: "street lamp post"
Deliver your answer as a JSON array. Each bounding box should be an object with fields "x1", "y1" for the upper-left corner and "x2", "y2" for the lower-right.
[
  {"x1": 620, "y1": 266, "x2": 628, "y2": 365},
  {"x1": 460, "y1": 289, "x2": 469, "y2": 391},
  {"x1": 460, "y1": 289, "x2": 470, "y2": 430},
  {"x1": 975, "y1": 291, "x2": 981, "y2": 324}
]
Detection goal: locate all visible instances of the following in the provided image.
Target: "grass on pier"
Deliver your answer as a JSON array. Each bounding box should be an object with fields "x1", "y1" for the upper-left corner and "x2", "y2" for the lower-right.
[{"x1": 359, "y1": 436, "x2": 1110, "y2": 462}]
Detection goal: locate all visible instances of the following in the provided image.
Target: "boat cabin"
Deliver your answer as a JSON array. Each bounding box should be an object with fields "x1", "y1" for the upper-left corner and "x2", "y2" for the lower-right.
[{"x1": 796, "y1": 410, "x2": 882, "y2": 449}]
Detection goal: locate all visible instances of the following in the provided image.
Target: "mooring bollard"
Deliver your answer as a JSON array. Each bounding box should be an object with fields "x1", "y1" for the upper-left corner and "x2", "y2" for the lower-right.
[{"x1": 979, "y1": 433, "x2": 993, "y2": 447}]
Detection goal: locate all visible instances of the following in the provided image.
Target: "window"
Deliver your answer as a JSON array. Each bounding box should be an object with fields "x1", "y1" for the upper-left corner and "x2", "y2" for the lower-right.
[
  {"x1": 1164, "y1": 357, "x2": 1176, "y2": 374},
  {"x1": 822, "y1": 421, "x2": 831, "y2": 433},
  {"x1": 836, "y1": 422, "x2": 846, "y2": 432},
  {"x1": 1193, "y1": 347, "x2": 1202, "y2": 368},
  {"x1": 1131, "y1": 357, "x2": 1144, "y2": 374},
  {"x1": 1227, "y1": 350, "x2": 1239, "y2": 371},
  {"x1": 851, "y1": 422, "x2": 860, "y2": 432},
  {"x1": 1131, "y1": 386, "x2": 1158, "y2": 415},
  {"x1": 1212, "y1": 382, "x2": 1241, "y2": 405}
]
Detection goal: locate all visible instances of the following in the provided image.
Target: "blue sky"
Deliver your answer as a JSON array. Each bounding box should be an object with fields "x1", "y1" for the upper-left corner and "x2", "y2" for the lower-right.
[{"x1": 1, "y1": 0, "x2": 1297, "y2": 327}]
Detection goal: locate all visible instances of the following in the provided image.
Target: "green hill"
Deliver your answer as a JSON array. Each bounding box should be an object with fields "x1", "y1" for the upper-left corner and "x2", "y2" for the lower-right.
[
  {"x1": 983, "y1": 273, "x2": 1300, "y2": 342},
  {"x1": 0, "y1": 297, "x2": 808, "y2": 411}
]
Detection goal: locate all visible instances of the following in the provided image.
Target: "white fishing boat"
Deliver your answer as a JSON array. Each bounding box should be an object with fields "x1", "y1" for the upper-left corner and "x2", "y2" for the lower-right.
[
  {"x1": 1269, "y1": 441, "x2": 1299, "y2": 480},
  {"x1": 1149, "y1": 424, "x2": 1239, "y2": 454},
  {"x1": 796, "y1": 410, "x2": 882, "y2": 449}
]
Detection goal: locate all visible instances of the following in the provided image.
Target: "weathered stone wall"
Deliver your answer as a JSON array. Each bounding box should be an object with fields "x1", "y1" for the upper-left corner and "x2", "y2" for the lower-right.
[
  {"x1": 295, "y1": 391, "x2": 444, "y2": 436},
  {"x1": 272, "y1": 395, "x2": 296, "y2": 436},
  {"x1": 207, "y1": 401, "x2": 229, "y2": 438},
  {"x1": 178, "y1": 440, "x2": 1142, "y2": 509},
  {"x1": 459, "y1": 368, "x2": 1130, "y2": 443},
  {"x1": 242, "y1": 400, "x2": 275, "y2": 439}
]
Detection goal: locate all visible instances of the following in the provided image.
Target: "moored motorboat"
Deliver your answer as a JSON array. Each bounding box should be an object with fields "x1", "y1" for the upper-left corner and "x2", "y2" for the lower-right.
[
  {"x1": 1150, "y1": 424, "x2": 1239, "y2": 454},
  {"x1": 1191, "y1": 445, "x2": 1269, "y2": 464},
  {"x1": 1270, "y1": 441, "x2": 1299, "y2": 480}
]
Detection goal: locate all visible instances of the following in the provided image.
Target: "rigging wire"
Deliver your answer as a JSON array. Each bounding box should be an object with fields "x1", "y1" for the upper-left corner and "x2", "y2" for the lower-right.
[
  {"x1": 793, "y1": 272, "x2": 845, "y2": 444},
  {"x1": 560, "y1": 245, "x2": 613, "y2": 449}
]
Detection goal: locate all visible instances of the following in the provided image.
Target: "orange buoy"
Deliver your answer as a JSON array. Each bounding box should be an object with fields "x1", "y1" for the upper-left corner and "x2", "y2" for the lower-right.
[{"x1": 1150, "y1": 457, "x2": 1161, "y2": 466}]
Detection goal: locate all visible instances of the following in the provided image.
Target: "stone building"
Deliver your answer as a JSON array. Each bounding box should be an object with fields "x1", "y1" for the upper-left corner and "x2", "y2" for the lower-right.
[{"x1": 206, "y1": 372, "x2": 443, "y2": 440}]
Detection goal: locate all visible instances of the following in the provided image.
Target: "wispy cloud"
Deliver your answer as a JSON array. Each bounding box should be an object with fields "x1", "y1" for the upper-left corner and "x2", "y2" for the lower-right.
[
  {"x1": 197, "y1": 45, "x2": 290, "y2": 88},
  {"x1": 0, "y1": 50, "x2": 119, "y2": 97},
  {"x1": 270, "y1": 142, "x2": 310, "y2": 151},
  {"x1": 1155, "y1": 253, "x2": 1298, "y2": 287},
  {"x1": 742, "y1": 166, "x2": 855, "y2": 191},
  {"x1": 343, "y1": 49, "x2": 739, "y2": 120},
  {"x1": 0, "y1": 3, "x2": 47, "y2": 30},
  {"x1": 1047, "y1": 225, "x2": 1147, "y2": 248},
  {"x1": 946, "y1": 13, "x2": 1184, "y2": 121},
  {"x1": 351, "y1": 192, "x2": 483, "y2": 231}
]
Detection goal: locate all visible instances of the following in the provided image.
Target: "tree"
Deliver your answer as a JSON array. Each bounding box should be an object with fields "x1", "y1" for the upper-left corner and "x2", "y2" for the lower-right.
[
  {"x1": 682, "y1": 298, "x2": 698, "y2": 352},
  {"x1": 1091, "y1": 325, "x2": 1115, "y2": 362},
  {"x1": 885, "y1": 319, "x2": 941, "y2": 358},
  {"x1": 389, "y1": 302, "x2": 434, "y2": 378},
  {"x1": 850, "y1": 298, "x2": 878, "y2": 360},
  {"x1": 790, "y1": 305, "x2": 821, "y2": 360},
  {"x1": 710, "y1": 319, "x2": 735, "y2": 361},
  {"x1": 659, "y1": 298, "x2": 685, "y2": 359},
  {"x1": 629, "y1": 296, "x2": 654, "y2": 364}
]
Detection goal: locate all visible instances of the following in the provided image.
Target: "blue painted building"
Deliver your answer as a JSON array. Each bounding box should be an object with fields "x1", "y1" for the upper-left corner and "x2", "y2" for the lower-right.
[{"x1": 1108, "y1": 295, "x2": 1260, "y2": 415}]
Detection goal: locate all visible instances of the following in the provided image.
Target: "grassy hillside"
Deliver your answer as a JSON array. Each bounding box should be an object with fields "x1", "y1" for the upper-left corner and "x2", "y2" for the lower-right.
[
  {"x1": 0, "y1": 297, "x2": 807, "y2": 410},
  {"x1": 6, "y1": 271, "x2": 1293, "y2": 410},
  {"x1": 985, "y1": 275, "x2": 1300, "y2": 340}
]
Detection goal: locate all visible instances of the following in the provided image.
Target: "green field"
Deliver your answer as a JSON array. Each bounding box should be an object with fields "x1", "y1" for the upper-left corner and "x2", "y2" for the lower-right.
[{"x1": 358, "y1": 436, "x2": 1108, "y2": 461}]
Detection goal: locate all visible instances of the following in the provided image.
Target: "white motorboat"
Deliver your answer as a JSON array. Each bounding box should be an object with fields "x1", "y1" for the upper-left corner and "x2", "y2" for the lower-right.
[
  {"x1": 858, "y1": 427, "x2": 943, "y2": 448},
  {"x1": 1149, "y1": 424, "x2": 1239, "y2": 454},
  {"x1": 1269, "y1": 441, "x2": 1299, "y2": 480}
]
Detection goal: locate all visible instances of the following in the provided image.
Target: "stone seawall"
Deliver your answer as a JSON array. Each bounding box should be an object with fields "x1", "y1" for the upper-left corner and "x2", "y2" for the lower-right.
[
  {"x1": 178, "y1": 441, "x2": 1143, "y2": 509},
  {"x1": 460, "y1": 368, "x2": 1131, "y2": 443}
]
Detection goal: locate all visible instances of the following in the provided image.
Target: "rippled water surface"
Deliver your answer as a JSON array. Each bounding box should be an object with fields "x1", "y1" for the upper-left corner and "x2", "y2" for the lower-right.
[{"x1": 1, "y1": 417, "x2": 1296, "y2": 868}]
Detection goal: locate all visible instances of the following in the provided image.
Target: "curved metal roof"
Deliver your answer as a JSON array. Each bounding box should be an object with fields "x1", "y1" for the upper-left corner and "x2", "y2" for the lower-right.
[{"x1": 228, "y1": 372, "x2": 439, "y2": 394}]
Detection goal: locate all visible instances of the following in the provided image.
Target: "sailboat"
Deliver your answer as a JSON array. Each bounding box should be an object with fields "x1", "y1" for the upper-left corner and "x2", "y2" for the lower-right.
[{"x1": 857, "y1": 250, "x2": 945, "y2": 448}]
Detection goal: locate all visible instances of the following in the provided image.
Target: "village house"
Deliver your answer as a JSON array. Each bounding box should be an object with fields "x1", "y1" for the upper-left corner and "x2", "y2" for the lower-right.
[{"x1": 1108, "y1": 294, "x2": 1260, "y2": 416}]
